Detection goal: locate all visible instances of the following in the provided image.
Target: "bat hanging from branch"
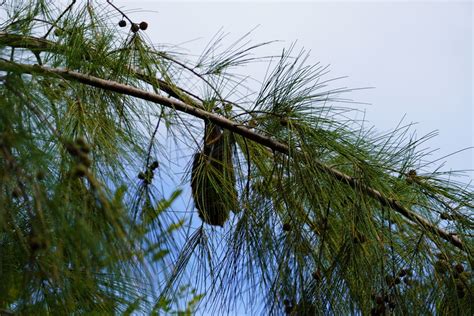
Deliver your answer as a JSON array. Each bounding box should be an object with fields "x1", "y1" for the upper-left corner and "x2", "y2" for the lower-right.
[{"x1": 191, "y1": 121, "x2": 238, "y2": 226}]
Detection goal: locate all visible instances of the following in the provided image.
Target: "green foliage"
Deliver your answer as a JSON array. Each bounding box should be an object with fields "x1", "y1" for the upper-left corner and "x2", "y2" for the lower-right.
[{"x1": 0, "y1": 0, "x2": 472, "y2": 315}]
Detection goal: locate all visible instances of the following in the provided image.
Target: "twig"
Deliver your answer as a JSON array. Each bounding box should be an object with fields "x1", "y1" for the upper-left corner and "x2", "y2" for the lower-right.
[
  {"x1": 106, "y1": 0, "x2": 134, "y2": 25},
  {"x1": 43, "y1": 0, "x2": 77, "y2": 39}
]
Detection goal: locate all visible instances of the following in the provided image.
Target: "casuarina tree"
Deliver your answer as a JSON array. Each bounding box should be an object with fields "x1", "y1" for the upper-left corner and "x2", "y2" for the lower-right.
[{"x1": 0, "y1": 1, "x2": 472, "y2": 315}]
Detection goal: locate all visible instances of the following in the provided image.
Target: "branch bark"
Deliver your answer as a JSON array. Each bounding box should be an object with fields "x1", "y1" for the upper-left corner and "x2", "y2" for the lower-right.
[{"x1": 0, "y1": 58, "x2": 465, "y2": 251}]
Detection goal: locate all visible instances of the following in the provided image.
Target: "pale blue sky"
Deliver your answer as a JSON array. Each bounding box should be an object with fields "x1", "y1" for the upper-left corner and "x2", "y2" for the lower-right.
[
  {"x1": 117, "y1": 0, "x2": 472, "y2": 175},
  {"x1": 112, "y1": 2, "x2": 472, "y2": 314}
]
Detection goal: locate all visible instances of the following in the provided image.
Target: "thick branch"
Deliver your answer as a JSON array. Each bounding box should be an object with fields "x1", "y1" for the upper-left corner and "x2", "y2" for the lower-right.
[
  {"x1": 0, "y1": 32, "x2": 53, "y2": 52},
  {"x1": 0, "y1": 33, "x2": 204, "y2": 106},
  {"x1": 0, "y1": 58, "x2": 465, "y2": 251}
]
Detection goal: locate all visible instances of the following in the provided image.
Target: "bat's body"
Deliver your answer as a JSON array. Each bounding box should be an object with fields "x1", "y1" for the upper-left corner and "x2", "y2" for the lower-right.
[{"x1": 191, "y1": 122, "x2": 237, "y2": 226}]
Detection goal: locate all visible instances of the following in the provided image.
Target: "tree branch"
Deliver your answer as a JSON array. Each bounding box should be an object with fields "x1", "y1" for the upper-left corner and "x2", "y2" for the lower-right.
[
  {"x1": 0, "y1": 58, "x2": 465, "y2": 251},
  {"x1": 0, "y1": 33, "x2": 206, "y2": 106}
]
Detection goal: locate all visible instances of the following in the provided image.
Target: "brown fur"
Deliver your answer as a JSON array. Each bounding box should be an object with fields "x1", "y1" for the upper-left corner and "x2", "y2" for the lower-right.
[{"x1": 191, "y1": 123, "x2": 237, "y2": 226}]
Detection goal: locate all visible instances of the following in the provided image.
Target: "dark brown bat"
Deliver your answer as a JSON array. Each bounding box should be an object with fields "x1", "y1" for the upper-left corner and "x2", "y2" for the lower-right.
[{"x1": 191, "y1": 122, "x2": 237, "y2": 226}]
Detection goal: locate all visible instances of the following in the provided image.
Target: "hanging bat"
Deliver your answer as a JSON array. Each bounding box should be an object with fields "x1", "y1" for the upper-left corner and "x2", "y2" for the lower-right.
[{"x1": 191, "y1": 121, "x2": 238, "y2": 226}]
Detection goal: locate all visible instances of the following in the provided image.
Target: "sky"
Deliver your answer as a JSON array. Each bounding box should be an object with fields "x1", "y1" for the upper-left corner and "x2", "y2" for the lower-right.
[
  {"x1": 109, "y1": 1, "x2": 472, "y2": 314},
  {"x1": 114, "y1": 0, "x2": 472, "y2": 177}
]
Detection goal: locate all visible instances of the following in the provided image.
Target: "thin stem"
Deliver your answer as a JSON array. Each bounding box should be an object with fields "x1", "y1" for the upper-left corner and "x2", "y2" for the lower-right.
[{"x1": 43, "y1": 0, "x2": 77, "y2": 38}]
